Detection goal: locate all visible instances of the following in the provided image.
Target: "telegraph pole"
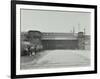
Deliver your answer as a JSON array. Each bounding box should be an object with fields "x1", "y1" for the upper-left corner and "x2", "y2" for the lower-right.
[
  {"x1": 78, "y1": 23, "x2": 80, "y2": 32},
  {"x1": 73, "y1": 27, "x2": 75, "y2": 34},
  {"x1": 73, "y1": 26, "x2": 75, "y2": 36},
  {"x1": 84, "y1": 28, "x2": 85, "y2": 35}
]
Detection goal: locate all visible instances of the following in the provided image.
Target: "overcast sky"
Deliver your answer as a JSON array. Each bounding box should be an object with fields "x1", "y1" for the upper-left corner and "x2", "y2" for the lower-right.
[{"x1": 21, "y1": 9, "x2": 90, "y2": 35}]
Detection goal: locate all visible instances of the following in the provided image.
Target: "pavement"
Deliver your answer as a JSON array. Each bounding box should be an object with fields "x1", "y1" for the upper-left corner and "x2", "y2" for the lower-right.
[{"x1": 20, "y1": 50, "x2": 90, "y2": 70}]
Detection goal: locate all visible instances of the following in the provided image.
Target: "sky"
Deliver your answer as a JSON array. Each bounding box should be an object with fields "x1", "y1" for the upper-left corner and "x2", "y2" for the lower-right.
[{"x1": 21, "y1": 9, "x2": 91, "y2": 35}]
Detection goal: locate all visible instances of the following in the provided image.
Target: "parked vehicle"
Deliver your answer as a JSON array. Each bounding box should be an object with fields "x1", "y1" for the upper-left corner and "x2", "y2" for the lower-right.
[
  {"x1": 21, "y1": 41, "x2": 43, "y2": 56},
  {"x1": 21, "y1": 41, "x2": 31, "y2": 56}
]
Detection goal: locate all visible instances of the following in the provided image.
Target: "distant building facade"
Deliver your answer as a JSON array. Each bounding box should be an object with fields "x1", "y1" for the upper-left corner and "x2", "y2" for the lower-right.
[
  {"x1": 21, "y1": 31, "x2": 90, "y2": 50},
  {"x1": 42, "y1": 32, "x2": 78, "y2": 50}
]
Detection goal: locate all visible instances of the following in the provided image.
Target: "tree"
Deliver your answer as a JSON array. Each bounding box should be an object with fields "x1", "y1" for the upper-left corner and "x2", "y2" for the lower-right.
[{"x1": 26, "y1": 30, "x2": 43, "y2": 55}]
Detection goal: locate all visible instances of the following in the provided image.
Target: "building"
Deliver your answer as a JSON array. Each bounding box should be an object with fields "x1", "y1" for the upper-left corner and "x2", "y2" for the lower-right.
[
  {"x1": 21, "y1": 31, "x2": 90, "y2": 50},
  {"x1": 42, "y1": 32, "x2": 78, "y2": 50}
]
